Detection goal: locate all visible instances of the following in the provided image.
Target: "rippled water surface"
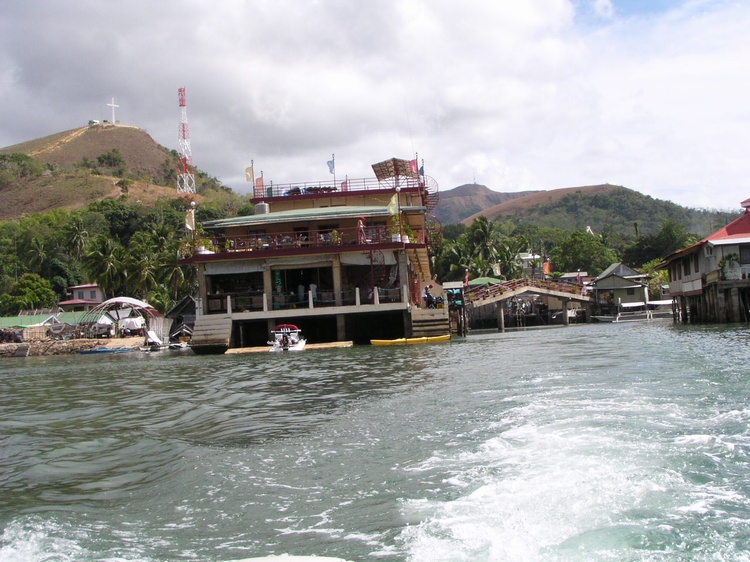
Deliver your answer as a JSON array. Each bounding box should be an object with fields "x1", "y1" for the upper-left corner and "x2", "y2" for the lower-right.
[{"x1": 2, "y1": 322, "x2": 750, "y2": 561}]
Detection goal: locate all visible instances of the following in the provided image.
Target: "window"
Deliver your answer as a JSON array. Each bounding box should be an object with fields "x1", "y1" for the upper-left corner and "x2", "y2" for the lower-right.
[
  {"x1": 77, "y1": 291, "x2": 84, "y2": 299},
  {"x1": 626, "y1": 288, "x2": 635, "y2": 296},
  {"x1": 740, "y1": 244, "x2": 750, "y2": 265},
  {"x1": 90, "y1": 290, "x2": 97, "y2": 299},
  {"x1": 693, "y1": 253, "x2": 700, "y2": 274}
]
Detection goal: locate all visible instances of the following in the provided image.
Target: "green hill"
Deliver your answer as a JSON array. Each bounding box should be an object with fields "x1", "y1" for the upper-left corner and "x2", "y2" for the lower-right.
[
  {"x1": 0, "y1": 123, "x2": 220, "y2": 220},
  {"x1": 451, "y1": 183, "x2": 738, "y2": 238}
]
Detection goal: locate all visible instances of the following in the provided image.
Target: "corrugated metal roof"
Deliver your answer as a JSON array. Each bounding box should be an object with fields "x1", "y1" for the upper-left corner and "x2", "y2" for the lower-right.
[
  {"x1": 0, "y1": 311, "x2": 87, "y2": 329},
  {"x1": 202, "y1": 204, "x2": 424, "y2": 230}
]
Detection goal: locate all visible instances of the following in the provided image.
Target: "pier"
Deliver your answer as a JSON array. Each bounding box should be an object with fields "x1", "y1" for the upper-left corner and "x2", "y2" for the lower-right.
[{"x1": 465, "y1": 277, "x2": 593, "y2": 331}]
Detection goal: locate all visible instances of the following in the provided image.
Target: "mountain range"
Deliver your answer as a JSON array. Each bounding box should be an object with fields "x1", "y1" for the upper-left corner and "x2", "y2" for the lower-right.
[{"x1": 1, "y1": 123, "x2": 739, "y2": 237}]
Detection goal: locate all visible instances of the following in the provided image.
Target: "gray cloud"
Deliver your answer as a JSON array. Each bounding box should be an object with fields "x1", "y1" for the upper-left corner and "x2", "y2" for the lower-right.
[{"x1": 1, "y1": 0, "x2": 748, "y2": 211}]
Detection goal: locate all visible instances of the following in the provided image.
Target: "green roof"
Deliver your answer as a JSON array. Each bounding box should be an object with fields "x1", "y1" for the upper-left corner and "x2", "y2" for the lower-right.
[
  {"x1": 0, "y1": 311, "x2": 89, "y2": 329},
  {"x1": 203, "y1": 205, "x2": 425, "y2": 230},
  {"x1": 468, "y1": 276, "x2": 504, "y2": 286}
]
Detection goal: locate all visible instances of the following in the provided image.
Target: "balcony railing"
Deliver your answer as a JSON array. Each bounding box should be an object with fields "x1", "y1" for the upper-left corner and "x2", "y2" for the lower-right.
[
  {"x1": 205, "y1": 286, "x2": 406, "y2": 315},
  {"x1": 193, "y1": 225, "x2": 424, "y2": 256},
  {"x1": 252, "y1": 176, "x2": 424, "y2": 199}
]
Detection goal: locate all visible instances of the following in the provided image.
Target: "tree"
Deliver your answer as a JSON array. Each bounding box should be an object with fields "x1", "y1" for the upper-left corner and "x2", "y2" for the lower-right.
[
  {"x1": 96, "y1": 148, "x2": 125, "y2": 168},
  {"x1": 66, "y1": 217, "x2": 89, "y2": 259},
  {"x1": 464, "y1": 216, "x2": 500, "y2": 264},
  {"x1": 81, "y1": 234, "x2": 127, "y2": 298},
  {"x1": 621, "y1": 219, "x2": 695, "y2": 268},
  {"x1": 549, "y1": 230, "x2": 618, "y2": 276},
  {"x1": 0, "y1": 273, "x2": 57, "y2": 315}
]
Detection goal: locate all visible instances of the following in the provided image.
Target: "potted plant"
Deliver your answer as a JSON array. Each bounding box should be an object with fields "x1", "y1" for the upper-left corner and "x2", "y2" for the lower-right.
[
  {"x1": 719, "y1": 252, "x2": 741, "y2": 280},
  {"x1": 193, "y1": 225, "x2": 214, "y2": 254},
  {"x1": 390, "y1": 220, "x2": 414, "y2": 243}
]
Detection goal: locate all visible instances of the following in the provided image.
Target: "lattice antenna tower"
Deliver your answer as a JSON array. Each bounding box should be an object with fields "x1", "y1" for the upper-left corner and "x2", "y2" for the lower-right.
[{"x1": 177, "y1": 87, "x2": 196, "y2": 194}]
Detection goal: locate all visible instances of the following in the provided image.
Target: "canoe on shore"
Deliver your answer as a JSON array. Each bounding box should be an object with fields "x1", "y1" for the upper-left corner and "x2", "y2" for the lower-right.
[{"x1": 370, "y1": 334, "x2": 451, "y2": 346}]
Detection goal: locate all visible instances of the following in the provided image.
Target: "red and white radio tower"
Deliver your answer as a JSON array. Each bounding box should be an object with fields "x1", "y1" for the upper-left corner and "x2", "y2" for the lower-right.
[{"x1": 177, "y1": 87, "x2": 196, "y2": 194}]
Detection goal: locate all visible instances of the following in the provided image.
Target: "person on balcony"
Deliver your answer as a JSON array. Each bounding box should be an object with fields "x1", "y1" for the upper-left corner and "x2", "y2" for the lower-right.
[{"x1": 357, "y1": 217, "x2": 367, "y2": 244}]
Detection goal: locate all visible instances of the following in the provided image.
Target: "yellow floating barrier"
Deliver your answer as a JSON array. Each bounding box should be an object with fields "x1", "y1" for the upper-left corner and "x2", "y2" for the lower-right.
[{"x1": 370, "y1": 334, "x2": 450, "y2": 346}]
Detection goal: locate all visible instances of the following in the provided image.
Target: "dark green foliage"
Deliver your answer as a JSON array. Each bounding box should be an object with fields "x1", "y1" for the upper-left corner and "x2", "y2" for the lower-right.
[
  {"x1": 0, "y1": 273, "x2": 57, "y2": 315},
  {"x1": 621, "y1": 219, "x2": 697, "y2": 267},
  {"x1": 441, "y1": 223, "x2": 466, "y2": 242},
  {"x1": 548, "y1": 231, "x2": 619, "y2": 276},
  {"x1": 237, "y1": 203, "x2": 256, "y2": 217},
  {"x1": 87, "y1": 199, "x2": 142, "y2": 243},
  {"x1": 195, "y1": 204, "x2": 227, "y2": 222},
  {"x1": 96, "y1": 148, "x2": 125, "y2": 168},
  {"x1": 0, "y1": 153, "x2": 45, "y2": 187}
]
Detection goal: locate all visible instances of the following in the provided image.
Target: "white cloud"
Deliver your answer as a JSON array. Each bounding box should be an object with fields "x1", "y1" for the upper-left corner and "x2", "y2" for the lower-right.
[
  {"x1": 593, "y1": 0, "x2": 614, "y2": 18},
  {"x1": 1, "y1": 0, "x2": 748, "y2": 212}
]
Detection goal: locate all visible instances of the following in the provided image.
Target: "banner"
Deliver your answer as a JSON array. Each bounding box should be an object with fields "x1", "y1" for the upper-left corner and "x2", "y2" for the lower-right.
[
  {"x1": 185, "y1": 208, "x2": 195, "y2": 231},
  {"x1": 387, "y1": 193, "x2": 399, "y2": 216}
]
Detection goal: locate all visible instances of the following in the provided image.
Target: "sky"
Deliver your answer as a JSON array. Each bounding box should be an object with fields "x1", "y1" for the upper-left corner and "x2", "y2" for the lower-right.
[{"x1": 1, "y1": 0, "x2": 749, "y2": 211}]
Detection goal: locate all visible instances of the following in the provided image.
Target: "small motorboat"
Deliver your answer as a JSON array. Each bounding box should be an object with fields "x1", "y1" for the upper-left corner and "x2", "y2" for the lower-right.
[
  {"x1": 79, "y1": 346, "x2": 134, "y2": 354},
  {"x1": 268, "y1": 324, "x2": 306, "y2": 352}
]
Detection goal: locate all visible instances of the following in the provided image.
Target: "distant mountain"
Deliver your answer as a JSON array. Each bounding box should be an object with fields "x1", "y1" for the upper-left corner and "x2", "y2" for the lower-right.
[
  {"x1": 433, "y1": 183, "x2": 541, "y2": 224},
  {"x1": 455, "y1": 183, "x2": 738, "y2": 238}
]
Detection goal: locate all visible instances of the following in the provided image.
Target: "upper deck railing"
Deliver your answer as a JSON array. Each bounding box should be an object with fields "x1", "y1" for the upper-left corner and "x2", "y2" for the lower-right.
[{"x1": 252, "y1": 176, "x2": 424, "y2": 199}]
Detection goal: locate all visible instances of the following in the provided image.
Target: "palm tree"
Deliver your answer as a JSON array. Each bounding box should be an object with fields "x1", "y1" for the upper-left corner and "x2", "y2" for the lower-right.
[
  {"x1": 81, "y1": 234, "x2": 126, "y2": 298},
  {"x1": 446, "y1": 239, "x2": 474, "y2": 280},
  {"x1": 500, "y1": 238, "x2": 527, "y2": 279},
  {"x1": 465, "y1": 216, "x2": 500, "y2": 264},
  {"x1": 26, "y1": 237, "x2": 47, "y2": 273},
  {"x1": 125, "y1": 231, "x2": 165, "y2": 299},
  {"x1": 67, "y1": 218, "x2": 89, "y2": 259}
]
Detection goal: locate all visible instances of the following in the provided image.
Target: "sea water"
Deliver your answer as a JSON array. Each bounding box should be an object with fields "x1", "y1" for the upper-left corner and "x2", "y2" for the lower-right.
[{"x1": 1, "y1": 321, "x2": 749, "y2": 561}]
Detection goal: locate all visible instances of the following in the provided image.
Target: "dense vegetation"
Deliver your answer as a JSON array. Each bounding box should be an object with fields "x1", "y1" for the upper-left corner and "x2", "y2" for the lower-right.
[
  {"x1": 429, "y1": 215, "x2": 701, "y2": 291},
  {"x1": 0, "y1": 140, "x2": 256, "y2": 316},
  {"x1": 0, "y1": 192, "x2": 705, "y2": 315},
  {"x1": 0, "y1": 193, "x2": 241, "y2": 315}
]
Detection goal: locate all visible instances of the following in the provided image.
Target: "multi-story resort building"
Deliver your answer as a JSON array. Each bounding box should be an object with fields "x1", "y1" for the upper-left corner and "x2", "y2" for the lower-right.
[{"x1": 184, "y1": 158, "x2": 449, "y2": 353}]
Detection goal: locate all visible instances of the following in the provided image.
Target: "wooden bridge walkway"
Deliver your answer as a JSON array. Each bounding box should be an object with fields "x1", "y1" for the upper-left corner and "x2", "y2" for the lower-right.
[{"x1": 465, "y1": 277, "x2": 593, "y2": 306}]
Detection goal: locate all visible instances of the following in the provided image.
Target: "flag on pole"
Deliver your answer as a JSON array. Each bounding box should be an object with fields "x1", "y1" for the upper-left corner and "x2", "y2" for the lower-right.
[
  {"x1": 245, "y1": 165, "x2": 254, "y2": 183},
  {"x1": 419, "y1": 165, "x2": 424, "y2": 176},
  {"x1": 327, "y1": 159, "x2": 335, "y2": 174},
  {"x1": 255, "y1": 175, "x2": 264, "y2": 197},
  {"x1": 185, "y1": 208, "x2": 195, "y2": 231},
  {"x1": 410, "y1": 159, "x2": 418, "y2": 174},
  {"x1": 341, "y1": 177, "x2": 348, "y2": 191}
]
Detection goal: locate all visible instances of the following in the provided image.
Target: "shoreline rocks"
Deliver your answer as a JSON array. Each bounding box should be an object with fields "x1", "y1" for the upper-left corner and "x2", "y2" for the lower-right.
[{"x1": 0, "y1": 339, "x2": 139, "y2": 358}]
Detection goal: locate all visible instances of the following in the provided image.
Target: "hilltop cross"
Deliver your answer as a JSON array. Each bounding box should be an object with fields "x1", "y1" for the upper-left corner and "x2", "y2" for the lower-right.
[{"x1": 107, "y1": 97, "x2": 119, "y2": 124}]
